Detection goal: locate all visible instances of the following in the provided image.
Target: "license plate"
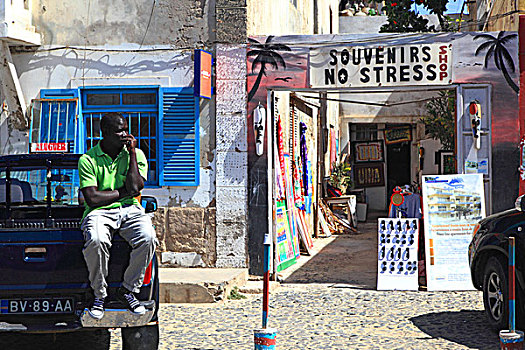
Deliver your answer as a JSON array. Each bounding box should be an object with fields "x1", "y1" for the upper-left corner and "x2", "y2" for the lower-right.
[{"x1": 0, "y1": 298, "x2": 74, "y2": 314}]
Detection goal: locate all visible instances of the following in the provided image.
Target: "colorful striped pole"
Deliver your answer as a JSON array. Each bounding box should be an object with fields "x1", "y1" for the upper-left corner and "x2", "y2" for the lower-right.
[
  {"x1": 500, "y1": 237, "x2": 524, "y2": 350},
  {"x1": 510, "y1": 236, "x2": 516, "y2": 333},
  {"x1": 262, "y1": 233, "x2": 271, "y2": 329},
  {"x1": 255, "y1": 233, "x2": 277, "y2": 350}
]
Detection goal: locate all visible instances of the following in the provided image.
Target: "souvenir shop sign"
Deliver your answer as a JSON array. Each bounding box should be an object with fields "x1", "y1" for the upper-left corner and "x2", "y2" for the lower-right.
[
  {"x1": 353, "y1": 140, "x2": 384, "y2": 163},
  {"x1": 354, "y1": 163, "x2": 385, "y2": 187},
  {"x1": 309, "y1": 43, "x2": 452, "y2": 88},
  {"x1": 421, "y1": 174, "x2": 485, "y2": 291},
  {"x1": 384, "y1": 127, "x2": 411, "y2": 145},
  {"x1": 377, "y1": 218, "x2": 419, "y2": 291}
]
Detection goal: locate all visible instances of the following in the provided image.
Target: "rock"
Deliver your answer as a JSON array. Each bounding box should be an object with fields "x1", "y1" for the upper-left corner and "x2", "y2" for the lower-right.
[{"x1": 161, "y1": 251, "x2": 206, "y2": 267}]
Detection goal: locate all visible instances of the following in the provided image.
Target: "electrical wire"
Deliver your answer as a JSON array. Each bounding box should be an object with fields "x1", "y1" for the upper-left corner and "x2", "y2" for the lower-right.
[
  {"x1": 16, "y1": 45, "x2": 194, "y2": 53},
  {"x1": 300, "y1": 94, "x2": 447, "y2": 107},
  {"x1": 139, "y1": 0, "x2": 157, "y2": 49}
]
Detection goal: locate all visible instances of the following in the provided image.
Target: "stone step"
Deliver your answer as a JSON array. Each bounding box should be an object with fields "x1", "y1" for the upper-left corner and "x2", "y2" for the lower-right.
[
  {"x1": 238, "y1": 280, "x2": 280, "y2": 294},
  {"x1": 159, "y1": 268, "x2": 248, "y2": 303}
]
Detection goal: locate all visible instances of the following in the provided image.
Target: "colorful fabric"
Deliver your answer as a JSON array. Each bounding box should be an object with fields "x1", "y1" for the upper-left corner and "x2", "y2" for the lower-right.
[
  {"x1": 277, "y1": 117, "x2": 286, "y2": 195},
  {"x1": 300, "y1": 122, "x2": 308, "y2": 196}
]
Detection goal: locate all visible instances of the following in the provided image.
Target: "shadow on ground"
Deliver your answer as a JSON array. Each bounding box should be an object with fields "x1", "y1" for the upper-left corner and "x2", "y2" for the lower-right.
[
  {"x1": 410, "y1": 310, "x2": 500, "y2": 349},
  {"x1": 281, "y1": 215, "x2": 381, "y2": 289}
]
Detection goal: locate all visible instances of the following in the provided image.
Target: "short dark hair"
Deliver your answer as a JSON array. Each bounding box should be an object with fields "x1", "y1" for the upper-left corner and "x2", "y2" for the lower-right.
[{"x1": 100, "y1": 112, "x2": 126, "y2": 134}]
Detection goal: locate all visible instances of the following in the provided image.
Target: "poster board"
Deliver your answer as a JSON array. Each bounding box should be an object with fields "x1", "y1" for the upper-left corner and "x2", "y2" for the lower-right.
[
  {"x1": 275, "y1": 200, "x2": 297, "y2": 272},
  {"x1": 422, "y1": 174, "x2": 485, "y2": 291},
  {"x1": 377, "y1": 218, "x2": 419, "y2": 291}
]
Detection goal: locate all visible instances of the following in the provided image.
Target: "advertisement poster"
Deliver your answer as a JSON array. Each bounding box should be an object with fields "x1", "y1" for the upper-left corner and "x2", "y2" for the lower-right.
[
  {"x1": 422, "y1": 174, "x2": 485, "y2": 291},
  {"x1": 275, "y1": 200, "x2": 297, "y2": 271},
  {"x1": 377, "y1": 218, "x2": 419, "y2": 291}
]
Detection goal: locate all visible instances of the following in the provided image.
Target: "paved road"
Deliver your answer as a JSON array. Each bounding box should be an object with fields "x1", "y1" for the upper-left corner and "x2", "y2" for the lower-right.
[
  {"x1": 109, "y1": 284, "x2": 498, "y2": 349},
  {"x1": 110, "y1": 222, "x2": 499, "y2": 349}
]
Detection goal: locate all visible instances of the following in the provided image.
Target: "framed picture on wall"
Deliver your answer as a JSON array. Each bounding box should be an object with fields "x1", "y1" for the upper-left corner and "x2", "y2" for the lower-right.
[
  {"x1": 354, "y1": 163, "x2": 385, "y2": 187},
  {"x1": 436, "y1": 150, "x2": 456, "y2": 175},
  {"x1": 352, "y1": 140, "x2": 384, "y2": 163}
]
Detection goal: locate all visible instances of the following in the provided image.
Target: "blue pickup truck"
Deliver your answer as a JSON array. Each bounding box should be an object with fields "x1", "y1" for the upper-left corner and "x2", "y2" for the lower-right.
[{"x1": 0, "y1": 153, "x2": 160, "y2": 349}]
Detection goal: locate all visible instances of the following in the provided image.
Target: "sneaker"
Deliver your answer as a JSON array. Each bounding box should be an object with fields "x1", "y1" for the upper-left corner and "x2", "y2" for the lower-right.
[
  {"x1": 117, "y1": 287, "x2": 146, "y2": 315},
  {"x1": 88, "y1": 297, "x2": 105, "y2": 319}
]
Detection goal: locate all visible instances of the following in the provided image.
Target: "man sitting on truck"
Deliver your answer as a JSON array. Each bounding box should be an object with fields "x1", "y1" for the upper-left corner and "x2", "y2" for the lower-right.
[{"x1": 78, "y1": 112, "x2": 158, "y2": 319}]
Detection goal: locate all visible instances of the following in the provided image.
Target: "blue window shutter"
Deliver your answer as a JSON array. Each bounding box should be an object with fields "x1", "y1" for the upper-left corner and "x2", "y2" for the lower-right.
[
  {"x1": 34, "y1": 88, "x2": 83, "y2": 153},
  {"x1": 159, "y1": 87, "x2": 200, "y2": 186}
]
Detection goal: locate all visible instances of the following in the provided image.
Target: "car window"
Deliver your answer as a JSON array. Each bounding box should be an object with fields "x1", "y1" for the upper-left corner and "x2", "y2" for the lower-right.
[{"x1": 0, "y1": 168, "x2": 81, "y2": 206}]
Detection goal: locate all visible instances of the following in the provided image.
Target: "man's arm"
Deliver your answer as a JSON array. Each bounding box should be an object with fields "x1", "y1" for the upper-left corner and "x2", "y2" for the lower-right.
[
  {"x1": 78, "y1": 152, "x2": 138, "y2": 209},
  {"x1": 124, "y1": 134, "x2": 144, "y2": 195},
  {"x1": 81, "y1": 186, "x2": 137, "y2": 208}
]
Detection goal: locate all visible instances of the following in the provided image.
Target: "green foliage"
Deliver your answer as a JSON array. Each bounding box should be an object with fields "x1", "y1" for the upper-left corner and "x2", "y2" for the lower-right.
[
  {"x1": 228, "y1": 286, "x2": 247, "y2": 300},
  {"x1": 420, "y1": 90, "x2": 455, "y2": 151},
  {"x1": 329, "y1": 162, "x2": 352, "y2": 191},
  {"x1": 373, "y1": 0, "x2": 455, "y2": 33}
]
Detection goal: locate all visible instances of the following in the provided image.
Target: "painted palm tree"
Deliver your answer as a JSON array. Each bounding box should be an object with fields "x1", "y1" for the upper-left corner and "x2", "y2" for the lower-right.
[
  {"x1": 247, "y1": 36, "x2": 291, "y2": 101},
  {"x1": 474, "y1": 31, "x2": 519, "y2": 94}
]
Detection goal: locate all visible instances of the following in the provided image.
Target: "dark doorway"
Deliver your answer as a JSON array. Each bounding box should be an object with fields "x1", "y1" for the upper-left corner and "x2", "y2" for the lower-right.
[{"x1": 386, "y1": 141, "x2": 411, "y2": 200}]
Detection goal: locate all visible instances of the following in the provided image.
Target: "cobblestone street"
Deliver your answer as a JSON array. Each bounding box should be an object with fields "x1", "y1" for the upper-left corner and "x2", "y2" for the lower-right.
[
  {"x1": 110, "y1": 285, "x2": 498, "y2": 349},
  {"x1": 108, "y1": 220, "x2": 499, "y2": 350}
]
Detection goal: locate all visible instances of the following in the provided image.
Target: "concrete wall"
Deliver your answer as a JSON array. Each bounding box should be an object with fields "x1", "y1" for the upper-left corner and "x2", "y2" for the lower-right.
[
  {"x1": 31, "y1": 0, "x2": 213, "y2": 46},
  {"x1": 247, "y1": 0, "x2": 339, "y2": 36}
]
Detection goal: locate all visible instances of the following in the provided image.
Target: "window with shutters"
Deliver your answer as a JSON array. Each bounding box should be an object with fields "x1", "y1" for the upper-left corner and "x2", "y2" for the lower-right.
[
  {"x1": 81, "y1": 88, "x2": 159, "y2": 186},
  {"x1": 34, "y1": 86, "x2": 200, "y2": 187}
]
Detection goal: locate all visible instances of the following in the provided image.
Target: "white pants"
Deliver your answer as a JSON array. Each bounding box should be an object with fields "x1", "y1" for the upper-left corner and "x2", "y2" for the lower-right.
[{"x1": 81, "y1": 205, "x2": 158, "y2": 299}]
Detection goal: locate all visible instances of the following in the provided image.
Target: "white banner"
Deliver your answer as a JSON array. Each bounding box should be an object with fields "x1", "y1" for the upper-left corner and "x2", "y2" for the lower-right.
[
  {"x1": 377, "y1": 218, "x2": 419, "y2": 291},
  {"x1": 310, "y1": 43, "x2": 452, "y2": 88},
  {"x1": 422, "y1": 174, "x2": 485, "y2": 291}
]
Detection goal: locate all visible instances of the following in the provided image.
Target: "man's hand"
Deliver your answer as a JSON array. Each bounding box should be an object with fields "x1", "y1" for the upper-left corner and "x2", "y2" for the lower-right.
[
  {"x1": 118, "y1": 186, "x2": 140, "y2": 200},
  {"x1": 123, "y1": 133, "x2": 138, "y2": 152},
  {"x1": 124, "y1": 132, "x2": 144, "y2": 195}
]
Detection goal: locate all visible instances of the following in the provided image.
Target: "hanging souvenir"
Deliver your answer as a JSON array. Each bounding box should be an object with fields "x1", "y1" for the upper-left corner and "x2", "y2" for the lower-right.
[
  {"x1": 300, "y1": 122, "x2": 308, "y2": 196},
  {"x1": 292, "y1": 159, "x2": 305, "y2": 210},
  {"x1": 277, "y1": 116, "x2": 287, "y2": 195}
]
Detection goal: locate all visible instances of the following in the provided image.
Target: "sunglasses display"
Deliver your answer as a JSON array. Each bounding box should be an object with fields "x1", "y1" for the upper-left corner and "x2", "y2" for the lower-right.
[{"x1": 377, "y1": 218, "x2": 419, "y2": 290}]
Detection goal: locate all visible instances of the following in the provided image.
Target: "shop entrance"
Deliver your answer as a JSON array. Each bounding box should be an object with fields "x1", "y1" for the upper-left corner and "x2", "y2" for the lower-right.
[{"x1": 386, "y1": 140, "x2": 411, "y2": 200}]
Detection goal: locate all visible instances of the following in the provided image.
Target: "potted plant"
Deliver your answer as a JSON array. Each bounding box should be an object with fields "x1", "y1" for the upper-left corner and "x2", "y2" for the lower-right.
[{"x1": 329, "y1": 162, "x2": 352, "y2": 194}]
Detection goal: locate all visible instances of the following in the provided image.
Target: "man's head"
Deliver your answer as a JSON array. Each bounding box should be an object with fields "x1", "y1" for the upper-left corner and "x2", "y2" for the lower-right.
[{"x1": 100, "y1": 112, "x2": 128, "y2": 151}]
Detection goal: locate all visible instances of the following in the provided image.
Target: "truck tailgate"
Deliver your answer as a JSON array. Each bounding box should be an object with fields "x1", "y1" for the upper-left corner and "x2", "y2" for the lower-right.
[{"x1": 0, "y1": 230, "x2": 130, "y2": 290}]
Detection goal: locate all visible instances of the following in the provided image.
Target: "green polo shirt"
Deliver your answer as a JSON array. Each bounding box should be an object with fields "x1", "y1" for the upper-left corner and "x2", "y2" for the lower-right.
[{"x1": 78, "y1": 143, "x2": 148, "y2": 217}]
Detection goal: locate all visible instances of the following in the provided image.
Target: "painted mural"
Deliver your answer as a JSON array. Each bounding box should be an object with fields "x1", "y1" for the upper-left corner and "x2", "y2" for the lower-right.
[{"x1": 246, "y1": 32, "x2": 520, "y2": 245}]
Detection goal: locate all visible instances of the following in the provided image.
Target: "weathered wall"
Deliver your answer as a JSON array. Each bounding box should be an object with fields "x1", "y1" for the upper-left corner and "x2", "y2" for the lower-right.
[
  {"x1": 483, "y1": 0, "x2": 519, "y2": 31},
  {"x1": 31, "y1": 0, "x2": 213, "y2": 46},
  {"x1": 214, "y1": 0, "x2": 248, "y2": 267},
  {"x1": 247, "y1": 0, "x2": 313, "y2": 36},
  {"x1": 153, "y1": 207, "x2": 217, "y2": 266},
  {"x1": 247, "y1": 0, "x2": 339, "y2": 36}
]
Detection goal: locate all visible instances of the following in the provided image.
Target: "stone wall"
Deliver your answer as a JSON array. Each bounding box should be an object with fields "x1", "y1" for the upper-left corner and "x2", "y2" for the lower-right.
[{"x1": 153, "y1": 207, "x2": 217, "y2": 267}]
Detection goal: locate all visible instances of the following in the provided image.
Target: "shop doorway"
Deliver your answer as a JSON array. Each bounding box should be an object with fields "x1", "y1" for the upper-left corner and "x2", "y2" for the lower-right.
[{"x1": 386, "y1": 140, "x2": 411, "y2": 200}]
